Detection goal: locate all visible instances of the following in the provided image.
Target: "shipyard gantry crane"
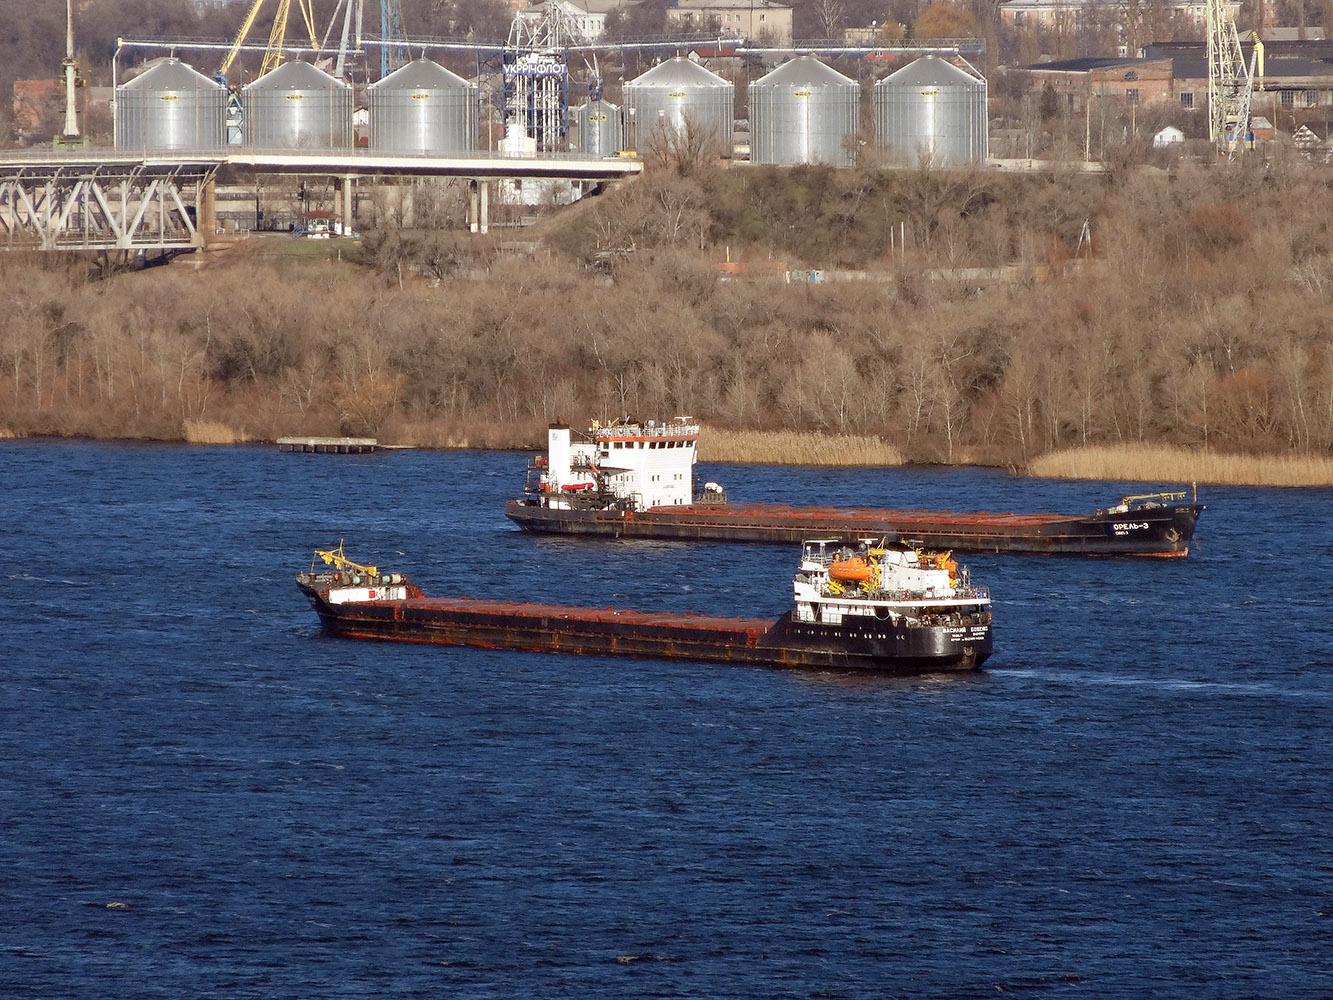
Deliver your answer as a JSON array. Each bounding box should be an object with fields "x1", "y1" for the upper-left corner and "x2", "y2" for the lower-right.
[
  {"x1": 219, "y1": 0, "x2": 320, "y2": 78},
  {"x1": 1207, "y1": 0, "x2": 1256, "y2": 150}
]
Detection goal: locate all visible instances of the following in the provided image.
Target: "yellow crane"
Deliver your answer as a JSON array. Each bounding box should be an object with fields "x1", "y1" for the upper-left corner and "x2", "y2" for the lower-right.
[{"x1": 219, "y1": 0, "x2": 320, "y2": 79}]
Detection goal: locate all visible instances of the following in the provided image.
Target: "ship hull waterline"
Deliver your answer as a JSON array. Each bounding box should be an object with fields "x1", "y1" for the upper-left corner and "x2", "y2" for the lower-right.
[
  {"x1": 504, "y1": 500, "x2": 1203, "y2": 557},
  {"x1": 299, "y1": 588, "x2": 993, "y2": 675}
]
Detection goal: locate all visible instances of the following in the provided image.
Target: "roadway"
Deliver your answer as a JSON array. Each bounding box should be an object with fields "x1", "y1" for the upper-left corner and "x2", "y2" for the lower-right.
[{"x1": 0, "y1": 146, "x2": 644, "y2": 180}]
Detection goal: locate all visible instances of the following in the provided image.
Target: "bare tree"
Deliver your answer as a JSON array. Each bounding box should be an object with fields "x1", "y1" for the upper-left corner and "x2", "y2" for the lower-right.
[{"x1": 815, "y1": 0, "x2": 847, "y2": 38}]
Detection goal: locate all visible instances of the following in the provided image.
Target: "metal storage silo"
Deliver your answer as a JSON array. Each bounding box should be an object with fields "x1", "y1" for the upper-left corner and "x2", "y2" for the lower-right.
[
  {"x1": 623, "y1": 57, "x2": 733, "y2": 157},
  {"x1": 115, "y1": 58, "x2": 227, "y2": 150},
  {"x1": 749, "y1": 56, "x2": 858, "y2": 166},
  {"x1": 873, "y1": 55, "x2": 987, "y2": 165},
  {"x1": 243, "y1": 60, "x2": 352, "y2": 149},
  {"x1": 572, "y1": 98, "x2": 623, "y2": 156},
  {"x1": 368, "y1": 58, "x2": 476, "y2": 154}
]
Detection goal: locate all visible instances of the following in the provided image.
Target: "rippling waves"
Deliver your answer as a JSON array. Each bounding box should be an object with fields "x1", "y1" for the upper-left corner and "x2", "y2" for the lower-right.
[{"x1": 2, "y1": 441, "x2": 1330, "y2": 998}]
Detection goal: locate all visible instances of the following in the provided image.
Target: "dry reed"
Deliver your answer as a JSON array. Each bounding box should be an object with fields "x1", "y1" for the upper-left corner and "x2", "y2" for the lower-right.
[
  {"x1": 183, "y1": 419, "x2": 247, "y2": 445},
  {"x1": 0, "y1": 428, "x2": 16, "y2": 439},
  {"x1": 1027, "y1": 444, "x2": 1333, "y2": 487},
  {"x1": 699, "y1": 428, "x2": 904, "y2": 466},
  {"x1": 384, "y1": 420, "x2": 471, "y2": 450}
]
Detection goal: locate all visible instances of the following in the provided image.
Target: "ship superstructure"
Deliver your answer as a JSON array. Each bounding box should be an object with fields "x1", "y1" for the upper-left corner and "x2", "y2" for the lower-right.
[
  {"x1": 525, "y1": 417, "x2": 698, "y2": 511},
  {"x1": 794, "y1": 539, "x2": 990, "y2": 630}
]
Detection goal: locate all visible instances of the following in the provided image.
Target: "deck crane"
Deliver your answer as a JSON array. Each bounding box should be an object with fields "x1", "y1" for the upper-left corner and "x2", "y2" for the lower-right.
[
  {"x1": 218, "y1": 0, "x2": 321, "y2": 79},
  {"x1": 1207, "y1": 0, "x2": 1257, "y2": 151}
]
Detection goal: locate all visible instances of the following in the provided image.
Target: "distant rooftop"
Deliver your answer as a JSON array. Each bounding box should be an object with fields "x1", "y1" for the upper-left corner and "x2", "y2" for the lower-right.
[
  {"x1": 1242, "y1": 27, "x2": 1326, "y2": 41},
  {"x1": 1027, "y1": 56, "x2": 1163, "y2": 72}
]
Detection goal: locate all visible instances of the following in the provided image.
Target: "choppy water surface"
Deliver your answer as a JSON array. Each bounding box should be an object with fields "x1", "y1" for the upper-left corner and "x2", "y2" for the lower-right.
[{"x1": 2, "y1": 441, "x2": 1330, "y2": 998}]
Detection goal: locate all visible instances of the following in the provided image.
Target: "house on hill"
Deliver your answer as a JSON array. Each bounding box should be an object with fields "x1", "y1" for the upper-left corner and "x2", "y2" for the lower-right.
[
  {"x1": 666, "y1": 0, "x2": 793, "y2": 42},
  {"x1": 518, "y1": 0, "x2": 627, "y2": 41}
]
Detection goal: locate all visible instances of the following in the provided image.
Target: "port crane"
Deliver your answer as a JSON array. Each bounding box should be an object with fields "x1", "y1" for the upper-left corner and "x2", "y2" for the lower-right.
[
  {"x1": 318, "y1": 0, "x2": 410, "y2": 79},
  {"x1": 219, "y1": 0, "x2": 320, "y2": 78},
  {"x1": 1206, "y1": 0, "x2": 1256, "y2": 150}
]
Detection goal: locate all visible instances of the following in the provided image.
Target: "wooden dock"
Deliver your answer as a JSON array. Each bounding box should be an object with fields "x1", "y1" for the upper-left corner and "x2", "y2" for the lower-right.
[{"x1": 277, "y1": 437, "x2": 378, "y2": 454}]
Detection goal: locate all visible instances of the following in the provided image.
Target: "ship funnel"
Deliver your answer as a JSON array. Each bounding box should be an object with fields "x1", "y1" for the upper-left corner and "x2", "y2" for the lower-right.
[{"x1": 547, "y1": 423, "x2": 572, "y2": 488}]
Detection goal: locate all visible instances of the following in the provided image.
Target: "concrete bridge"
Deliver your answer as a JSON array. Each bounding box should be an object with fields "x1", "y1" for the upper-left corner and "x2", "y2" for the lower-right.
[{"x1": 0, "y1": 147, "x2": 642, "y2": 252}]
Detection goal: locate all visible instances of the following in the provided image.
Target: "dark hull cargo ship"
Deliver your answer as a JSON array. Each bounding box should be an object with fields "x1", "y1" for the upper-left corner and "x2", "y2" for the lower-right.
[
  {"x1": 296, "y1": 541, "x2": 994, "y2": 675},
  {"x1": 504, "y1": 419, "x2": 1204, "y2": 558}
]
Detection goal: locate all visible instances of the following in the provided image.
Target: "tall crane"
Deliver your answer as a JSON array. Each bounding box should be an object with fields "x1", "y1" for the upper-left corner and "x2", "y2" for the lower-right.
[
  {"x1": 1207, "y1": 0, "x2": 1256, "y2": 151},
  {"x1": 380, "y1": 0, "x2": 409, "y2": 78},
  {"x1": 320, "y1": 0, "x2": 406, "y2": 80},
  {"x1": 219, "y1": 0, "x2": 320, "y2": 79},
  {"x1": 318, "y1": 0, "x2": 365, "y2": 79}
]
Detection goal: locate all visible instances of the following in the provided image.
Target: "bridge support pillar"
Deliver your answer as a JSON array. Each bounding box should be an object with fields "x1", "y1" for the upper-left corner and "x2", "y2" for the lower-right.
[
  {"x1": 199, "y1": 175, "x2": 217, "y2": 243},
  {"x1": 468, "y1": 179, "x2": 489, "y2": 235},
  {"x1": 336, "y1": 174, "x2": 356, "y2": 236}
]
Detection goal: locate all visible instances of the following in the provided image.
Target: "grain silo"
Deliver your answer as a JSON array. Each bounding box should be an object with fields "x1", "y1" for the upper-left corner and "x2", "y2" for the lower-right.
[
  {"x1": 873, "y1": 55, "x2": 987, "y2": 165},
  {"x1": 749, "y1": 56, "x2": 859, "y2": 166},
  {"x1": 115, "y1": 58, "x2": 227, "y2": 150},
  {"x1": 243, "y1": 60, "x2": 353, "y2": 149},
  {"x1": 571, "y1": 98, "x2": 623, "y2": 156},
  {"x1": 623, "y1": 57, "x2": 733, "y2": 157},
  {"x1": 368, "y1": 58, "x2": 476, "y2": 154}
]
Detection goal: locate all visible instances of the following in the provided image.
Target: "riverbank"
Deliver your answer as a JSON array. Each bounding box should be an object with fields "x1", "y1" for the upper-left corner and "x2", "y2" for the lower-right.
[
  {"x1": 701, "y1": 431, "x2": 1333, "y2": 487},
  {"x1": 8, "y1": 167, "x2": 1333, "y2": 471},
  {"x1": 6, "y1": 425, "x2": 1333, "y2": 487},
  {"x1": 1026, "y1": 444, "x2": 1333, "y2": 488}
]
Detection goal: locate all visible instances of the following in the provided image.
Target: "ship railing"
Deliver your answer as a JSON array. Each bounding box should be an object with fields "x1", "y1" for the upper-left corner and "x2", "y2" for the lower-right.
[
  {"x1": 592, "y1": 422, "x2": 699, "y2": 439},
  {"x1": 873, "y1": 585, "x2": 989, "y2": 602}
]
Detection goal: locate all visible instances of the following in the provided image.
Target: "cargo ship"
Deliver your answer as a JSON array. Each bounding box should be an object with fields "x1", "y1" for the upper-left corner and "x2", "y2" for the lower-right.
[
  {"x1": 503, "y1": 419, "x2": 1204, "y2": 557},
  {"x1": 296, "y1": 540, "x2": 993, "y2": 674}
]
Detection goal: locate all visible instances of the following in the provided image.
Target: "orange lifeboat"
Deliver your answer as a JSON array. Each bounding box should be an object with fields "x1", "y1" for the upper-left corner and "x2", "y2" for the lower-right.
[{"x1": 829, "y1": 556, "x2": 874, "y2": 583}]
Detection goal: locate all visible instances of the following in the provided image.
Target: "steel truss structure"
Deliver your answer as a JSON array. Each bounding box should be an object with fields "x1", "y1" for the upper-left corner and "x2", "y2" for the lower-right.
[
  {"x1": 1206, "y1": 0, "x2": 1254, "y2": 150},
  {"x1": 0, "y1": 161, "x2": 219, "y2": 251}
]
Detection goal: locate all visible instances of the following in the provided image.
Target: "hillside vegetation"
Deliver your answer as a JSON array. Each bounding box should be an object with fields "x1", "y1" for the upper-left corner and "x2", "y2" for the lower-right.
[{"x1": 5, "y1": 159, "x2": 1333, "y2": 484}]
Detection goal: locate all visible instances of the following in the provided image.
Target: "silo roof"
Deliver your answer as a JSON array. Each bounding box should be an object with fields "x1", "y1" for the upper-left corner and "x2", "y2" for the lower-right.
[
  {"x1": 121, "y1": 57, "x2": 221, "y2": 91},
  {"x1": 878, "y1": 54, "x2": 982, "y2": 88},
  {"x1": 371, "y1": 58, "x2": 472, "y2": 91},
  {"x1": 246, "y1": 60, "x2": 347, "y2": 91},
  {"x1": 755, "y1": 55, "x2": 855, "y2": 88},
  {"x1": 627, "y1": 56, "x2": 730, "y2": 88}
]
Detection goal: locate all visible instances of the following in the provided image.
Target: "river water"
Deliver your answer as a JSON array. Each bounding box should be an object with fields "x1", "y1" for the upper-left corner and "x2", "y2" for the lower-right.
[{"x1": 2, "y1": 440, "x2": 1330, "y2": 998}]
